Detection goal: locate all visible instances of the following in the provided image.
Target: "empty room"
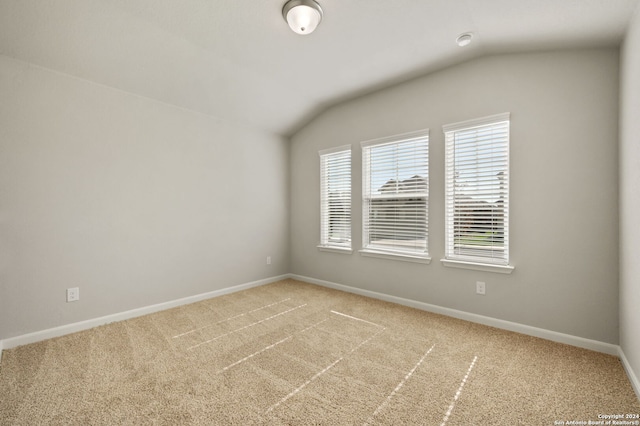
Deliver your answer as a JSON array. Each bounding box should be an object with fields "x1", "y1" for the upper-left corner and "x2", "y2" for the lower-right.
[{"x1": 1, "y1": 0, "x2": 640, "y2": 424}]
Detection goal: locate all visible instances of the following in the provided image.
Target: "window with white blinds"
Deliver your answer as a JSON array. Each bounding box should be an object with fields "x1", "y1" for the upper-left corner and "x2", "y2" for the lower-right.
[
  {"x1": 443, "y1": 113, "x2": 511, "y2": 267},
  {"x1": 319, "y1": 146, "x2": 352, "y2": 252},
  {"x1": 361, "y1": 130, "x2": 429, "y2": 261}
]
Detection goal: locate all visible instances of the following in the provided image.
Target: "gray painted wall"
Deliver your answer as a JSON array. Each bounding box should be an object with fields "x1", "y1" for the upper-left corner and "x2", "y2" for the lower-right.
[
  {"x1": 290, "y1": 49, "x2": 620, "y2": 344},
  {"x1": 0, "y1": 45, "x2": 627, "y2": 358},
  {"x1": 0, "y1": 55, "x2": 290, "y2": 340},
  {"x1": 620, "y1": 7, "x2": 640, "y2": 388}
]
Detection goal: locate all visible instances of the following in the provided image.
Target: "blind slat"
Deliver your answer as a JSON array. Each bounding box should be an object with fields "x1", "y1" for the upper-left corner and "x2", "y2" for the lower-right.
[
  {"x1": 444, "y1": 115, "x2": 510, "y2": 265},
  {"x1": 320, "y1": 148, "x2": 352, "y2": 249},
  {"x1": 362, "y1": 131, "x2": 429, "y2": 256}
]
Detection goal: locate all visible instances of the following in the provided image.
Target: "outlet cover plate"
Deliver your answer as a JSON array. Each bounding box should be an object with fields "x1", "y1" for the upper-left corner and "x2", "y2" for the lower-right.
[{"x1": 67, "y1": 287, "x2": 80, "y2": 302}]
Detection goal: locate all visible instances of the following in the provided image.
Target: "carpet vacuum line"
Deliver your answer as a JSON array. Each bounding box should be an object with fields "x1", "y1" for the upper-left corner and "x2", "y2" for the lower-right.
[
  {"x1": 265, "y1": 327, "x2": 387, "y2": 414},
  {"x1": 330, "y1": 310, "x2": 385, "y2": 329},
  {"x1": 172, "y1": 298, "x2": 292, "y2": 339},
  {"x1": 440, "y1": 355, "x2": 478, "y2": 426},
  {"x1": 217, "y1": 318, "x2": 330, "y2": 373},
  {"x1": 364, "y1": 343, "x2": 436, "y2": 425},
  {"x1": 186, "y1": 304, "x2": 307, "y2": 350}
]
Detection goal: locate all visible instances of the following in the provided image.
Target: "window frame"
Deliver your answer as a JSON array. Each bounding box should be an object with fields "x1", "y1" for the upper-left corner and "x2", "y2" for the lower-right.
[
  {"x1": 318, "y1": 145, "x2": 353, "y2": 254},
  {"x1": 442, "y1": 113, "x2": 514, "y2": 274},
  {"x1": 360, "y1": 130, "x2": 430, "y2": 264}
]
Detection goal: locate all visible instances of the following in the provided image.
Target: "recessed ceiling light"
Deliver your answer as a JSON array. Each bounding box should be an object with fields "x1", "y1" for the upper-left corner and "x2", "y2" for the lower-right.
[{"x1": 456, "y1": 33, "x2": 473, "y2": 47}]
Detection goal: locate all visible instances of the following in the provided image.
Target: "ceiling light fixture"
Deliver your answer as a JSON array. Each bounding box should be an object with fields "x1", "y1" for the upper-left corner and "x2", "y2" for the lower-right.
[
  {"x1": 282, "y1": 0, "x2": 323, "y2": 35},
  {"x1": 456, "y1": 33, "x2": 473, "y2": 47}
]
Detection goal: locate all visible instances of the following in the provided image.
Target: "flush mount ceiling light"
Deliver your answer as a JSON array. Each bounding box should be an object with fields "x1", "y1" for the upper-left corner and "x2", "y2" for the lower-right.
[
  {"x1": 456, "y1": 33, "x2": 473, "y2": 47},
  {"x1": 282, "y1": 0, "x2": 323, "y2": 35}
]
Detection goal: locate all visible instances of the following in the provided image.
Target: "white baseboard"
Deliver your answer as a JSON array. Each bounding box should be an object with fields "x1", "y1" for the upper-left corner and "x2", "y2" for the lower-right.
[
  {"x1": 1, "y1": 271, "x2": 633, "y2": 393},
  {"x1": 0, "y1": 274, "x2": 289, "y2": 353},
  {"x1": 289, "y1": 274, "x2": 620, "y2": 356},
  {"x1": 619, "y1": 347, "x2": 640, "y2": 400}
]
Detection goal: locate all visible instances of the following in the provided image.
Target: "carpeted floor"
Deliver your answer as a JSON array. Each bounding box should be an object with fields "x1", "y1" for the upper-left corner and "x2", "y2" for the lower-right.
[{"x1": 1, "y1": 279, "x2": 638, "y2": 425}]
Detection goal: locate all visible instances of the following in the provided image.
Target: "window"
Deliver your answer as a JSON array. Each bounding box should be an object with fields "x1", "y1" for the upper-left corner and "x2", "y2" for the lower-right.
[
  {"x1": 361, "y1": 130, "x2": 429, "y2": 262},
  {"x1": 443, "y1": 113, "x2": 513, "y2": 273},
  {"x1": 318, "y1": 145, "x2": 352, "y2": 253}
]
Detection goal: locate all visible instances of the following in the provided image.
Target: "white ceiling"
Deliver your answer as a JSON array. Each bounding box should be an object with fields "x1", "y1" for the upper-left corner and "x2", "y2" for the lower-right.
[{"x1": 1, "y1": 0, "x2": 638, "y2": 136}]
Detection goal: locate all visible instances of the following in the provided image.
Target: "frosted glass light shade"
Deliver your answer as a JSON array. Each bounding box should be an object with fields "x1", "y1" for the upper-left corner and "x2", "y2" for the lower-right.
[{"x1": 283, "y1": 0, "x2": 323, "y2": 35}]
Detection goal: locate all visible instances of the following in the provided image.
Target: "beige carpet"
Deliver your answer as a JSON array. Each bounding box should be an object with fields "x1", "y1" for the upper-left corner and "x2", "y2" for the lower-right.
[{"x1": 1, "y1": 279, "x2": 638, "y2": 425}]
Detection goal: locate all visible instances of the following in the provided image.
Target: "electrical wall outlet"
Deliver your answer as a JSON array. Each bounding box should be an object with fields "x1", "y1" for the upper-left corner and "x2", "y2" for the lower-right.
[
  {"x1": 476, "y1": 281, "x2": 486, "y2": 295},
  {"x1": 266, "y1": 256, "x2": 271, "y2": 265},
  {"x1": 67, "y1": 287, "x2": 80, "y2": 302}
]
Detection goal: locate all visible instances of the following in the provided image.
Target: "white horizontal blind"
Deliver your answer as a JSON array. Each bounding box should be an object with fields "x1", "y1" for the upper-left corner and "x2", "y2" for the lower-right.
[
  {"x1": 362, "y1": 131, "x2": 429, "y2": 257},
  {"x1": 444, "y1": 113, "x2": 510, "y2": 265},
  {"x1": 319, "y1": 146, "x2": 351, "y2": 249}
]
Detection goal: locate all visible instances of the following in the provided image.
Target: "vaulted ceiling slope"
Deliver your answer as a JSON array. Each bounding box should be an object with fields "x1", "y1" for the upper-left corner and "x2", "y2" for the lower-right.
[{"x1": 1, "y1": 0, "x2": 638, "y2": 136}]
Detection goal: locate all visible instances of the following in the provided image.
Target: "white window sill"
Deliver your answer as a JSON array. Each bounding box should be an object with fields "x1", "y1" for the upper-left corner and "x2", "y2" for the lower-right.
[
  {"x1": 440, "y1": 259, "x2": 515, "y2": 274},
  {"x1": 317, "y1": 245, "x2": 353, "y2": 255},
  {"x1": 360, "y1": 249, "x2": 431, "y2": 264}
]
